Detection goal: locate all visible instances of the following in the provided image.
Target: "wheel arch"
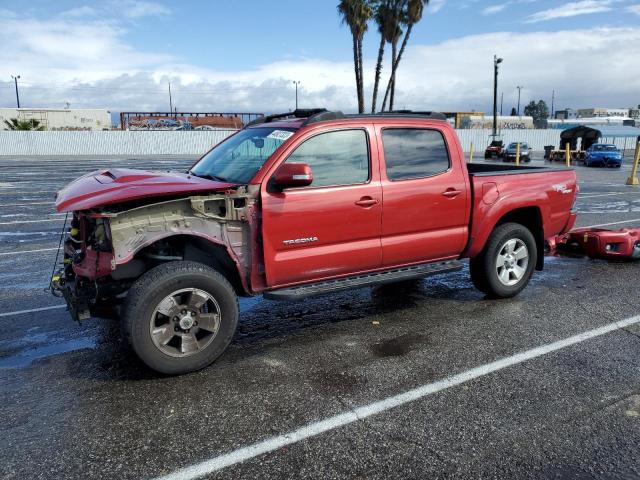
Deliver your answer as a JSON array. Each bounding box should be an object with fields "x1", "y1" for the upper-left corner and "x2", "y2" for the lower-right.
[
  {"x1": 468, "y1": 206, "x2": 544, "y2": 271},
  {"x1": 128, "y1": 233, "x2": 249, "y2": 296},
  {"x1": 494, "y1": 207, "x2": 544, "y2": 271}
]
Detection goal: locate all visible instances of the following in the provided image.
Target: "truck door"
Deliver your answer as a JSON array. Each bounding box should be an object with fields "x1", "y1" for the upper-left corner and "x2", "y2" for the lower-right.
[
  {"x1": 378, "y1": 125, "x2": 469, "y2": 266},
  {"x1": 261, "y1": 126, "x2": 382, "y2": 287}
]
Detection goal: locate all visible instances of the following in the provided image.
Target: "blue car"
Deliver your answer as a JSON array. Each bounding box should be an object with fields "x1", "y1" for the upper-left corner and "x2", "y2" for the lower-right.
[{"x1": 585, "y1": 144, "x2": 623, "y2": 168}]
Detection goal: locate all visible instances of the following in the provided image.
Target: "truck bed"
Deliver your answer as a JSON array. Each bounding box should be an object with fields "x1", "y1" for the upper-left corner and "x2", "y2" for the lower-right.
[{"x1": 463, "y1": 162, "x2": 578, "y2": 259}]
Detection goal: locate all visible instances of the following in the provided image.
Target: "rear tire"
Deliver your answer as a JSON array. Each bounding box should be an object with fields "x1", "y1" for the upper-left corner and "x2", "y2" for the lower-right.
[
  {"x1": 469, "y1": 223, "x2": 537, "y2": 298},
  {"x1": 122, "y1": 261, "x2": 238, "y2": 375}
]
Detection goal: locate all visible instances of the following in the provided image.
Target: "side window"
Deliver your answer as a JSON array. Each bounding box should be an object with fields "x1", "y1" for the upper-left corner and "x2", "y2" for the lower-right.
[
  {"x1": 285, "y1": 129, "x2": 369, "y2": 188},
  {"x1": 382, "y1": 128, "x2": 450, "y2": 181}
]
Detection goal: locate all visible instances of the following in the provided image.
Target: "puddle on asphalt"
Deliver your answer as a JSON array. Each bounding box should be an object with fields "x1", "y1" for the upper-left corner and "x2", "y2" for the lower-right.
[
  {"x1": 239, "y1": 295, "x2": 266, "y2": 312},
  {"x1": 0, "y1": 330, "x2": 98, "y2": 369}
]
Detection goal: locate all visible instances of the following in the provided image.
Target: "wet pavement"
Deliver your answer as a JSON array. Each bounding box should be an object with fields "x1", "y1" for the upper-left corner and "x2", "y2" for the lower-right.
[{"x1": 1, "y1": 155, "x2": 640, "y2": 479}]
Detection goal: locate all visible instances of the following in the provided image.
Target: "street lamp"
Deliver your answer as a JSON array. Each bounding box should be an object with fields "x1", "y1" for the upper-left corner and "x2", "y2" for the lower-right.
[
  {"x1": 493, "y1": 56, "x2": 503, "y2": 138},
  {"x1": 292, "y1": 80, "x2": 300, "y2": 110},
  {"x1": 11, "y1": 75, "x2": 20, "y2": 108},
  {"x1": 516, "y1": 85, "x2": 523, "y2": 116}
]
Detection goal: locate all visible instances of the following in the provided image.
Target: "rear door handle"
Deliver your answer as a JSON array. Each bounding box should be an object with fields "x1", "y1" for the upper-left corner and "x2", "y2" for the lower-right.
[
  {"x1": 355, "y1": 197, "x2": 379, "y2": 207},
  {"x1": 442, "y1": 189, "x2": 462, "y2": 198}
]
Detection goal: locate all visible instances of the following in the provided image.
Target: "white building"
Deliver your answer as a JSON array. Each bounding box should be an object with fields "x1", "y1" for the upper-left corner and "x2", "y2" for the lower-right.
[
  {"x1": 0, "y1": 108, "x2": 112, "y2": 131},
  {"x1": 460, "y1": 115, "x2": 534, "y2": 130},
  {"x1": 547, "y1": 117, "x2": 635, "y2": 128},
  {"x1": 576, "y1": 108, "x2": 629, "y2": 118}
]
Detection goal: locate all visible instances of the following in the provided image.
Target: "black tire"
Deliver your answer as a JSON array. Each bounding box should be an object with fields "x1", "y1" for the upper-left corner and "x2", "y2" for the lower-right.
[
  {"x1": 469, "y1": 222, "x2": 537, "y2": 299},
  {"x1": 469, "y1": 256, "x2": 489, "y2": 294},
  {"x1": 122, "y1": 261, "x2": 238, "y2": 375}
]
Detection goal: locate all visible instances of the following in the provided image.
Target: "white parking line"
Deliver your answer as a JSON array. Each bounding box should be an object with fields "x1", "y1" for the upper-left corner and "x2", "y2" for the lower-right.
[
  {"x1": 0, "y1": 305, "x2": 66, "y2": 318},
  {"x1": 580, "y1": 218, "x2": 640, "y2": 229},
  {"x1": 154, "y1": 315, "x2": 640, "y2": 480},
  {"x1": 0, "y1": 247, "x2": 61, "y2": 256},
  {"x1": 0, "y1": 202, "x2": 53, "y2": 207},
  {"x1": 0, "y1": 218, "x2": 65, "y2": 225},
  {"x1": 578, "y1": 192, "x2": 640, "y2": 199}
]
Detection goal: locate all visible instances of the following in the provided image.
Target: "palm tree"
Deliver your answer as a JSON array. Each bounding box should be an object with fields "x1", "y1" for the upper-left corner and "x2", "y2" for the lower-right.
[
  {"x1": 371, "y1": 0, "x2": 391, "y2": 113},
  {"x1": 381, "y1": 0, "x2": 428, "y2": 111},
  {"x1": 338, "y1": 0, "x2": 373, "y2": 113},
  {"x1": 3, "y1": 118, "x2": 45, "y2": 130},
  {"x1": 379, "y1": 0, "x2": 406, "y2": 112}
]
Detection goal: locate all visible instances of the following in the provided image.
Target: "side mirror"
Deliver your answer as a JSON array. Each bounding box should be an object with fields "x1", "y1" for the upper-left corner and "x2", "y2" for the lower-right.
[{"x1": 273, "y1": 163, "x2": 313, "y2": 189}]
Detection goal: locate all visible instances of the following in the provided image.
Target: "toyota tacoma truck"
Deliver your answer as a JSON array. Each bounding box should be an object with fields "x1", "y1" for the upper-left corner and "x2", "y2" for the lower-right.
[{"x1": 52, "y1": 109, "x2": 578, "y2": 375}]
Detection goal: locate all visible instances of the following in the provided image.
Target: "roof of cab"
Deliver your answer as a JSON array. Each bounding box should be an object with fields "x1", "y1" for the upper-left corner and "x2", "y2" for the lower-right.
[{"x1": 245, "y1": 108, "x2": 447, "y2": 130}]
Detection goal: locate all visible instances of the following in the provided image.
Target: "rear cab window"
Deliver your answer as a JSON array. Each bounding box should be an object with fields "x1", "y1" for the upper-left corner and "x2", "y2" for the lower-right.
[
  {"x1": 381, "y1": 128, "x2": 450, "y2": 181},
  {"x1": 284, "y1": 129, "x2": 370, "y2": 188}
]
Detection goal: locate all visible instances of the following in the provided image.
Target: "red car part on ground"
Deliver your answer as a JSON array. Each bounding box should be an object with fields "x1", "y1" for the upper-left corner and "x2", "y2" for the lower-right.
[{"x1": 549, "y1": 227, "x2": 640, "y2": 260}]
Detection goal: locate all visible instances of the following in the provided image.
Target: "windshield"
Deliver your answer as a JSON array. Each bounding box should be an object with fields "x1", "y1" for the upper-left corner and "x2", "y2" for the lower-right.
[
  {"x1": 190, "y1": 127, "x2": 296, "y2": 183},
  {"x1": 593, "y1": 145, "x2": 617, "y2": 151},
  {"x1": 508, "y1": 143, "x2": 528, "y2": 149}
]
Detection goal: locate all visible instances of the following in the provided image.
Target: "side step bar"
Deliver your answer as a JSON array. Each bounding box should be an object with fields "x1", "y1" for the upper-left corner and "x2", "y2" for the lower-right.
[{"x1": 264, "y1": 260, "x2": 464, "y2": 301}]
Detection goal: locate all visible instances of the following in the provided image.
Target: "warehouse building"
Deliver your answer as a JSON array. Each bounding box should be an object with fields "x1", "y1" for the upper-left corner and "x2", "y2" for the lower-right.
[{"x1": 0, "y1": 108, "x2": 112, "y2": 131}]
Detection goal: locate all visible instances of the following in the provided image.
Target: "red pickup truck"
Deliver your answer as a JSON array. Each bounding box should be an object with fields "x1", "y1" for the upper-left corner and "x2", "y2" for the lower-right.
[{"x1": 52, "y1": 109, "x2": 577, "y2": 374}]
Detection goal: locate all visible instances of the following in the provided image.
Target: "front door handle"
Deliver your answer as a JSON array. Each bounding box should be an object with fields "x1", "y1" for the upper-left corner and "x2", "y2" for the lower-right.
[
  {"x1": 355, "y1": 197, "x2": 379, "y2": 207},
  {"x1": 442, "y1": 189, "x2": 462, "y2": 198}
]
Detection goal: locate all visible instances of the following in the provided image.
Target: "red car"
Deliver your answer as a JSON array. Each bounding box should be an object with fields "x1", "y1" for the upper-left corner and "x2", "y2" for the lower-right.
[
  {"x1": 485, "y1": 140, "x2": 505, "y2": 159},
  {"x1": 53, "y1": 109, "x2": 577, "y2": 374}
]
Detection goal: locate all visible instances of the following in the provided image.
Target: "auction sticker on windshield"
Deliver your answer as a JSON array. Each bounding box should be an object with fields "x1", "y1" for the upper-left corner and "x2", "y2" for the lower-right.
[{"x1": 267, "y1": 130, "x2": 294, "y2": 141}]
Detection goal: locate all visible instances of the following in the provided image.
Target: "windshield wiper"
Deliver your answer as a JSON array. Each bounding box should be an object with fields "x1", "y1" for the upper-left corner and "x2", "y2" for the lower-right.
[{"x1": 189, "y1": 171, "x2": 229, "y2": 182}]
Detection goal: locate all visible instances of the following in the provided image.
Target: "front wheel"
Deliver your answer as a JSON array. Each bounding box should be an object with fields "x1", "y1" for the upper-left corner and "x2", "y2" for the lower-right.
[
  {"x1": 469, "y1": 223, "x2": 537, "y2": 298},
  {"x1": 122, "y1": 261, "x2": 239, "y2": 375}
]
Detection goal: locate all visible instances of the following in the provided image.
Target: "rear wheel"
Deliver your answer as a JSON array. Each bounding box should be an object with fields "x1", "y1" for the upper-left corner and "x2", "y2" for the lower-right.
[
  {"x1": 122, "y1": 261, "x2": 238, "y2": 375},
  {"x1": 469, "y1": 223, "x2": 537, "y2": 298}
]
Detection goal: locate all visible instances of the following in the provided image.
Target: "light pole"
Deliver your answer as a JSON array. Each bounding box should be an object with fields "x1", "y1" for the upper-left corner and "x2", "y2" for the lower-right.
[
  {"x1": 493, "y1": 55, "x2": 503, "y2": 138},
  {"x1": 551, "y1": 90, "x2": 555, "y2": 118},
  {"x1": 516, "y1": 85, "x2": 523, "y2": 116},
  {"x1": 11, "y1": 75, "x2": 20, "y2": 108},
  {"x1": 500, "y1": 92, "x2": 504, "y2": 116},
  {"x1": 292, "y1": 81, "x2": 300, "y2": 110}
]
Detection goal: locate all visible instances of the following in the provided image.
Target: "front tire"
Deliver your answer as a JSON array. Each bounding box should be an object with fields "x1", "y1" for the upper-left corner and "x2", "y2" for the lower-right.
[
  {"x1": 122, "y1": 261, "x2": 239, "y2": 375},
  {"x1": 469, "y1": 223, "x2": 537, "y2": 298}
]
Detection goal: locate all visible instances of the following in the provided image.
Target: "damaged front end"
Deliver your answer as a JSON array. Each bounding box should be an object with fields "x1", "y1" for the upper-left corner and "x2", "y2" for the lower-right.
[
  {"x1": 50, "y1": 213, "x2": 116, "y2": 321},
  {"x1": 51, "y1": 187, "x2": 259, "y2": 322}
]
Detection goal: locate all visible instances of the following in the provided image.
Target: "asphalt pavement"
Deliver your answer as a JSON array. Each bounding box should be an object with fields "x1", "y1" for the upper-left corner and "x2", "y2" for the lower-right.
[{"x1": 1, "y1": 154, "x2": 640, "y2": 479}]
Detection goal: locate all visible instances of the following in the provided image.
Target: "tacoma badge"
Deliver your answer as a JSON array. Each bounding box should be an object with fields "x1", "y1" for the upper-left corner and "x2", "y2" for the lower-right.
[{"x1": 283, "y1": 236, "x2": 319, "y2": 245}]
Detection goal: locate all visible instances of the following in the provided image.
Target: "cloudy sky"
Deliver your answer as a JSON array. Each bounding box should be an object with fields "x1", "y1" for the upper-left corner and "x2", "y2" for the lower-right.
[{"x1": 0, "y1": 0, "x2": 638, "y2": 117}]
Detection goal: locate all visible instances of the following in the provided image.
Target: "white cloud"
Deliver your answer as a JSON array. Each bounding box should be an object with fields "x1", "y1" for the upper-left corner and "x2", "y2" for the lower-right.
[
  {"x1": 627, "y1": 4, "x2": 640, "y2": 14},
  {"x1": 0, "y1": 8, "x2": 16, "y2": 18},
  {"x1": 0, "y1": 11, "x2": 638, "y2": 114},
  {"x1": 114, "y1": 1, "x2": 171, "y2": 19},
  {"x1": 429, "y1": 0, "x2": 447, "y2": 13},
  {"x1": 58, "y1": 6, "x2": 99, "y2": 18},
  {"x1": 526, "y1": 0, "x2": 613, "y2": 23},
  {"x1": 483, "y1": 4, "x2": 508, "y2": 15}
]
